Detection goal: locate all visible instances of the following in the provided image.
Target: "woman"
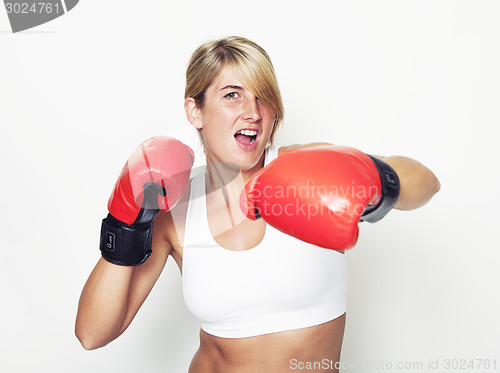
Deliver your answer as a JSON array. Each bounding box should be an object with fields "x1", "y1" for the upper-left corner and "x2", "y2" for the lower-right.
[{"x1": 75, "y1": 36, "x2": 440, "y2": 372}]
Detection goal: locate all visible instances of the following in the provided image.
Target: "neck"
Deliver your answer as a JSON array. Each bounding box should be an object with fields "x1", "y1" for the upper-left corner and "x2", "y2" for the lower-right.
[
  {"x1": 205, "y1": 151, "x2": 265, "y2": 208},
  {"x1": 206, "y1": 151, "x2": 265, "y2": 187}
]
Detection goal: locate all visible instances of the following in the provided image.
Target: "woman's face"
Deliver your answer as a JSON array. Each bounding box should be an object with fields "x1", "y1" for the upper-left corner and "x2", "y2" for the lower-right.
[{"x1": 187, "y1": 65, "x2": 276, "y2": 172}]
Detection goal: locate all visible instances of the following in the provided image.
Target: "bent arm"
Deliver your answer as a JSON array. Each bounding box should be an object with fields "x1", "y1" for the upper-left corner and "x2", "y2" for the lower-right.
[
  {"x1": 75, "y1": 212, "x2": 172, "y2": 350},
  {"x1": 75, "y1": 258, "x2": 134, "y2": 350}
]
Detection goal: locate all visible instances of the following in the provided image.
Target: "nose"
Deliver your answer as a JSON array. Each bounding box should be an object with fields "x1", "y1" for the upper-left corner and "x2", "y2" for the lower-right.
[{"x1": 242, "y1": 96, "x2": 261, "y2": 122}]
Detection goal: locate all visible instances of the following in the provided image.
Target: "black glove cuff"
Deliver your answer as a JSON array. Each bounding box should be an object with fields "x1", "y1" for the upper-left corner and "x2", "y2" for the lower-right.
[
  {"x1": 361, "y1": 156, "x2": 400, "y2": 223},
  {"x1": 99, "y1": 213, "x2": 153, "y2": 266}
]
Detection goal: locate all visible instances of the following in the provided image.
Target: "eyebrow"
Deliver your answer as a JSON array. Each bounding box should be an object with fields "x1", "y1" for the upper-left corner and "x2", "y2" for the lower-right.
[{"x1": 220, "y1": 85, "x2": 244, "y2": 91}]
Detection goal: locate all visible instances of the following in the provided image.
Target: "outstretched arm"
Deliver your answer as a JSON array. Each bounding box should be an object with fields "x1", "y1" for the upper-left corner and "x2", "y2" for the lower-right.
[
  {"x1": 279, "y1": 142, "x2": 440, "y2": 212},
  {"x1": 375, "y1": 155, "x2": 440, "y2": 211}
]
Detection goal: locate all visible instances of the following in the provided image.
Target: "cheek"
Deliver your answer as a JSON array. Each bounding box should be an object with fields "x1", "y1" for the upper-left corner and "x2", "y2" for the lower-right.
[
  {"x1": 200, "y1": 110, "x2": 233, "y2": 145},
  {"x1": 262, "y1": 107, "x2": 276, "y2": 130},
  {"x1": 204, "y1": 105, "x2": 237, "y2": 127}
]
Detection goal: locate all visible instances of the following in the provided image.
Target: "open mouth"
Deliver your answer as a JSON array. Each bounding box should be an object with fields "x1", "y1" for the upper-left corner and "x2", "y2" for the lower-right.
[{"x1": 234, "y1": 129, "x2": 258, "y2": 146}]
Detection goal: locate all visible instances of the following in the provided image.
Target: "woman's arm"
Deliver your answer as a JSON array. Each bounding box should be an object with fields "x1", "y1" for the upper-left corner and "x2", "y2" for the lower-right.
[
  {"x1": 279, "y1": 143, "x2": 440, "y2": 212},
  {"x1": 75, "y1": 212, "x2": 172, "y2": 350},
  {"x1": 375, "y1": 155, "x2": 440, "y2": 211}
]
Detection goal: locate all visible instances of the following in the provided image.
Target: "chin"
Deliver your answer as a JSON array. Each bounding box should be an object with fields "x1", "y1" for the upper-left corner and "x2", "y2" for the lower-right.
[
  {"x1": 234, "y1": 149, "x2": 266, "y2": 172},
  {"x1": 205, "y1": 137, "x2": 267, "y2": 173}
]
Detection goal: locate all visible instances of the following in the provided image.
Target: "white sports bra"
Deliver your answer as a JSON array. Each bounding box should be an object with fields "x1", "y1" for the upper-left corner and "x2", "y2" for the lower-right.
[{"x1": 182, "y1": 146, "x2": 347, "y2": 338}]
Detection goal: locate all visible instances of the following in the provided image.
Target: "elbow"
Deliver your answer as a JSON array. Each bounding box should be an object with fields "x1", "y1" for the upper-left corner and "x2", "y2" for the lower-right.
[
  {"x1": 418, "y1": 171, "x2": 441, "y2": 208},
  {"x1": 76, "y1": 334, "x2": 108, "y2": 351},
  {"x1": 394, "y1": 170, "x2": 441, "y2": 211},
  {"x1": 75, "y1": 324, "x2": 109, "y2": 351},
  {"x1": 426, "y1": 170, "x2": 441, "y2": 199},
  {"x1": 433, "y1": 176, "x2": 441, "y2": 194},
  {"x1": 78, "y1": 339, "x2": 101, "y2": 351},
  {"x1": 75, "y1": 332, "x2": 103, "y2": 351},
  {"x1": 413, "y1": 172, "x2": 441, "y2": 209}
]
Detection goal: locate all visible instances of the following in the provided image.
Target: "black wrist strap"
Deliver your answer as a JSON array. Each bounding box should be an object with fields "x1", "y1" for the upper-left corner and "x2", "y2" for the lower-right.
[
  {"x1": 99, "y1": 213, "x2": 154, "y2": 266},
  {"x1": 361, "y1": 156, "x2": 400, "y2": 223}
]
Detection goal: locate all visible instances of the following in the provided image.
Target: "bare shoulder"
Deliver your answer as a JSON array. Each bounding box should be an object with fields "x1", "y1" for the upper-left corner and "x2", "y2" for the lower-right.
[{"x1": 278, "y1": 142, "x2": 333, "y2": 155}]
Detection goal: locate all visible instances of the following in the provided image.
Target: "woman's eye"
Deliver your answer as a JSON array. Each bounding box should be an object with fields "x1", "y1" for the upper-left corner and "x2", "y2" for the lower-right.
[{"x1": 225, "y1": 92, "x2": 240, "y2": 99}]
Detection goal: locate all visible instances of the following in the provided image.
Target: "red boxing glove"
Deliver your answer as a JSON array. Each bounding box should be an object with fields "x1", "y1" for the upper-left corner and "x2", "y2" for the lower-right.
[
  {"x1": 100, "y1": 136, "x2": 194, "y2": 265},
  {"x1": 240, "y1": 145, "x2": 399, "y2": 250}
]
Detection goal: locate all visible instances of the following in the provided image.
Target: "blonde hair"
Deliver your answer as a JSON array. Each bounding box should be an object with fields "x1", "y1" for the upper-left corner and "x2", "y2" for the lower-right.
[{"x1": 185, "y1": 36, "x2": 284, "y2": 145}]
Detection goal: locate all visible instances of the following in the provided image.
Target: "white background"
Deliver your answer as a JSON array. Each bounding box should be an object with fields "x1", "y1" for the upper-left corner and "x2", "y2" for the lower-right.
[{"x1": 1, "y1": 1, "x2": 499, "y2": 372}]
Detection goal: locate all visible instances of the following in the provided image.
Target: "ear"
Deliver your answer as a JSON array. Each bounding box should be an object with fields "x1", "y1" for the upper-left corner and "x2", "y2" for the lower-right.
[{"x1": 184, "y1": 98, "x2": 203, "y2": 130}]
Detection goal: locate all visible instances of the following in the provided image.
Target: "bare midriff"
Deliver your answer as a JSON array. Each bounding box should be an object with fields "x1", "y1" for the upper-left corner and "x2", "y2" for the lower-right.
[{"x1": 188, "y1": 314, "x2": 346, "y2": 373}]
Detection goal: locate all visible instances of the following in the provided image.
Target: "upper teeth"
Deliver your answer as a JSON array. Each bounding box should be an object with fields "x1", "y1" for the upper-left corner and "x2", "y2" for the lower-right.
[{"x1": 237, "y1": 129, "x2": 257, "y2": 136}]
